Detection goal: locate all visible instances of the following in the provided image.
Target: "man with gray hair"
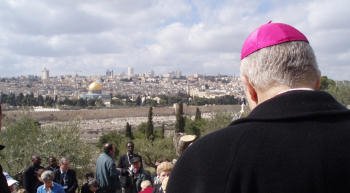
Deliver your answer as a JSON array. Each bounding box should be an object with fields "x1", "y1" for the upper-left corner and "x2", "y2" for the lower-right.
[
  {"x1": 54, "y1": 157, "x2": 78, "y2": 193},
  {"x1": 167, "y1": 22, "x2": 350, "y2": 193},
  {"x1": 37, "y1": 170, "x2": 64, "y2": 193}
]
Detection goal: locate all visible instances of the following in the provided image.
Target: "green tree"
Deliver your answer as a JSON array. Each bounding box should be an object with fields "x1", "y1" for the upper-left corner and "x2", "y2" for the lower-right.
[
  {"x1": 195, "y1": 107, "x2": 202, "y2": 121},
  {"x1": 125, "y1": 122, "x2": 134, "y2": 140},
  {"x1": 185, "y1": 118, "x2": 201, "y2": 137},
  {"x1": 327, "y1": 81, "x2": 350, "y2": 105},
  {"x1": 16, "y1": 93, "x2": 25, "y2": 106},
  {"x1": 37, "y1": 95, "x2": 44, "y2": 106},
  {"x1": 146, "y1": 107, "x2": 154, "y2": 140},
  {"x1": 320, "y1": 76, "x2": 336, "y2": 90},
  {"x1": 0, "y1": 117, "x2": 95, "y2": 179},
  {"x1": 175, "y1": 103, "x2": 185, "y2": 133},
  {"x1": 160, "y1": 123, "x2": 165, "y2": 139},
  {"x1": 135, "y1": 96, "x2": 142, "y2": 106},
  {"x1": 97, "y1": 130, "x2": 126, "y2": 159},
  {"x1": 134, "y1": 138, "x2": 176, "y2": 169}
]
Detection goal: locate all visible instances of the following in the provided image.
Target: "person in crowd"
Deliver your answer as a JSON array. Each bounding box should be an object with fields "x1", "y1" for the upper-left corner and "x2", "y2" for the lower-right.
[
  {"x1": 139, "y1": 180, "x2": 153, "y2": 193},
  {"x1": 45, "y1": 156, "x2": 59, "y2": 173},
  {"x1": 127, "y1": 157, "x2": 151, "y2": 193},
  {"x1": 153, "y1": 162, "x2": 173, "y2": 193},
  {"x1": 35, "y1": 169, "x2": 45, "y2": 191},
  {"x1": 117, "y1": 141, "x2": 142, "y2": 193},
  {"x1": 87, "y1": 179, "x2": 99, "y2": 193},
  {"x1": 16, "y1": 189, "x2": 26, "y2": 193},
  {"x1": 0, "y1": 105, "x2": 11, "y2": 193},
  {"x1": 53, "y1": 157, "x2": 78, "y2": 193},
  {"x1": 23, "y1": 155, "x2": 44, "y2": 193},
  {"x1": 37, "y1": 170, "x2": 64, "y2": 193},
  {"x1": 96, "y1": 143, "x2": 120, "y2": 193},
  {"x1": 167, "y1": 22, "x2": 350, "y2": 193},
  {"x1": 3, "y1": 172, "x2": 19, "y2": 193},
  {"x1": 80, "y1": 172, "x2": 94, "y2": 193},
  {"x1": 160, "y1": 178, "x2": 168, "y2": 193}
]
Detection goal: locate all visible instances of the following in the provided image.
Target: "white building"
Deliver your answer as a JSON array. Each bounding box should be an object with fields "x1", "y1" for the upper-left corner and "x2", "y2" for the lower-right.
[
  {"x1": 42, "y1": 68, "x2": 49, "y2": 80},
  {"x1": 127, "y1": 67, "x2": 134, "y2": 79}
]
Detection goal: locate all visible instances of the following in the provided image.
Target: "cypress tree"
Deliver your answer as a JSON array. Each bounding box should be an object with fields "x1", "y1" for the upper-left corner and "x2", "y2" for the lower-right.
[
  {"x1": 146, "y1": 106, "x2": 154, "y2": 140},
  {"x1": 195, "y1": 107, "x2": 202, "y2": 121},
  {"x1": 160, "y1": 123, "x2": 165, "y2": 138},
  {"x1": 175, "y1": 102, "x2": 185, "y2": 133},
  {"x1": 125, "y1": 122, "x2": 133, "y2": 139}
]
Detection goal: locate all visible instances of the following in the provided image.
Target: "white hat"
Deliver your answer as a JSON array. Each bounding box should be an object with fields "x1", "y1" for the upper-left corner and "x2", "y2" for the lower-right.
[{"x1": 3, "y1": 172, "x2": 19, "y2": 186}]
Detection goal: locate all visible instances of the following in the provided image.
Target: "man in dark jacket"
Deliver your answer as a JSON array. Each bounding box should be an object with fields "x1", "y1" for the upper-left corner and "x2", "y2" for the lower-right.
[
  {"x1": 167, "y1": 22, "x2": 350, "y2": 193},
  {"x1": 117, "y1": 141, "x2": 142, "y2": 193},
  {"x1": 54, "y1": 157, "x2": 78, "y2": 193},
  {"x1": 46, "y1": 156, "x2": 59, "y2": 173},
  {"x1": 23, "y1": 155, "x2": 44, "y2": 193},
  {"x1": 96, "y1": 143, "x2": 120, "y2": 193}
]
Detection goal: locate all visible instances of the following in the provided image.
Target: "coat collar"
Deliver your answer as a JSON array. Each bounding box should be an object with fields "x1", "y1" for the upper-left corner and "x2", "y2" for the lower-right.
[{"x1": 233, "y1": 90, "x2": 349, "y2": 124}]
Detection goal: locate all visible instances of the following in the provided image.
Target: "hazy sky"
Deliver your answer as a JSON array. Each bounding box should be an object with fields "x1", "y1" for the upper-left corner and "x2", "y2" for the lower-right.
[{"x1": 0, "y1": 0, "x2": 349, "y2": 80}]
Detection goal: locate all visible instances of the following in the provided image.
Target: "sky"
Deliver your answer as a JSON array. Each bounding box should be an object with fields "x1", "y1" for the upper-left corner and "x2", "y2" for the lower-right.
[{"x1": 0, "y1": 0, "x2": 349, "y2": 80}]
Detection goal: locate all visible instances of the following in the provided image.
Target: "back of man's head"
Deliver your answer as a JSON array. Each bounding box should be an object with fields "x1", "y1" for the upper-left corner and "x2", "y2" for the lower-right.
[
  {"x1": 240, "y1": 22, "x2": 321, "y2": 108},
  {"x1": 103, "y1": 143, "x2": 114, "y2": 155}
]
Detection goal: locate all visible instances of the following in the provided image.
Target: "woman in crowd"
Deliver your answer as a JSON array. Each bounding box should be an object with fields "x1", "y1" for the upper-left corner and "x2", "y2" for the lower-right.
[{"x1": 152, "y1": 162, "x2": 173, "y2": 193}]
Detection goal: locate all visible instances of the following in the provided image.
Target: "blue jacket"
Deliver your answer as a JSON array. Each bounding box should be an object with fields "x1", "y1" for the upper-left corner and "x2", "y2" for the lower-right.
[
  {"x1": 37, "y1": 182, "x2": 65, "y2": 193},
  {"x1": 96, "y1": 153, "x2": 120, "y2": 192}
]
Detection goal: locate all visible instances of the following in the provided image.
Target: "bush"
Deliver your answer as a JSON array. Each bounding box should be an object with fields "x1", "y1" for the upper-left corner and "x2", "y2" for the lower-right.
[{"x1": 0, "y1": 117, "x2": 96, "y2": 181}]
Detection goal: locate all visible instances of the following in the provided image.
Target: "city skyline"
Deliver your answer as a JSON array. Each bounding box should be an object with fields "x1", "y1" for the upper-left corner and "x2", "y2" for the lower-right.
[{"x1": 0, "y1": 0, "x2": 349, "y2": 80}]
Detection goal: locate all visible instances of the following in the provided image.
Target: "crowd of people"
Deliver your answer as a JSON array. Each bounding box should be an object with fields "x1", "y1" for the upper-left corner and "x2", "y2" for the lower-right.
[{"x1": 0, "y1": 139, "x2": 173, "y2": 193}]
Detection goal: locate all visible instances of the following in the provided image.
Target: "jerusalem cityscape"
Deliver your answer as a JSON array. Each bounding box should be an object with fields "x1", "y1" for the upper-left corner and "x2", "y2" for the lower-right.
[{"x1": 1, "y1": 0, "x2": 350, "y2": 193}]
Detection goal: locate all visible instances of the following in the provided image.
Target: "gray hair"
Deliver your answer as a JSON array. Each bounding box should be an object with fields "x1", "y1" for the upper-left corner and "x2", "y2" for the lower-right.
[
  {"x1": 240, "y1": 41, "x2": 321, "y2": 90},
  {"x1": 41, "y1": 170, "x2": 54, "y2": 182},
  {"x1": 59, "y1": 157, "x2": 69, "y2": 164}
]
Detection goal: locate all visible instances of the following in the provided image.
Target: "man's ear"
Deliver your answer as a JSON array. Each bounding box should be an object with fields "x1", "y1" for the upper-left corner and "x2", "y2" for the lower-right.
[{"x1": 242, "y1": 76, "x2": 258, "y2": 104}]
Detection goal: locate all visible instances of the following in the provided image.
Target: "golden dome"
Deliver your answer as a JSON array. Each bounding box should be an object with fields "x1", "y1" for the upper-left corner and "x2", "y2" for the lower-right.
[{"x1": 88, "y1": 81, "x2": 102, "y2": 91}]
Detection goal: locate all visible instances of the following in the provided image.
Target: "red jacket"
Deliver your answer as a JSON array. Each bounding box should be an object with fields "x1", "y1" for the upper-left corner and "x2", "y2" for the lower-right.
[{"x1": 139, "y1": 186, "x2": 154, "y2": 193}]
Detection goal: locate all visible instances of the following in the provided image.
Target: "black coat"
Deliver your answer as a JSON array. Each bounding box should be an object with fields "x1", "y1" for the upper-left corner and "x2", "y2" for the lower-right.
[
  {"x1": 23, "y1": 164, "x2": 44, "y2": 193},
  {"x1": 0, "y1": 164, "x2": 10, "y2": 193},
  {"x1": 54, "y1": 169, "x2": 78, "y2": 193},
  {"x1": 167, "y1": 90, "x2": 350, "y2": 193},
  {"x1": 118, "y1": 153, "x2": 143, "y2": 171}
]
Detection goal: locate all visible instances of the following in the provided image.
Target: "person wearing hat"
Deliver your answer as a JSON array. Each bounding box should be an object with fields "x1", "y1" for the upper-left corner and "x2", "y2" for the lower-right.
[
  {"x1": 126, "y1": 156, "x2": 151, "y2": 193},
  {"x1": 167, "y1": 22, "x2": 350, "y2": 193},
  {"x1": 117, "y1": 141, "x2": 143, "y2": 193},
  {"x1": 0, "y1": 104, "x2": 11, "y2": 193}
]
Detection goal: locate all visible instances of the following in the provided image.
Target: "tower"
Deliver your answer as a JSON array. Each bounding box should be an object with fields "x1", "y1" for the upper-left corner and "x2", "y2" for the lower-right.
[
  {"x1": 42, "y1": 68, "x2": 49, "y2": 80},
  {"x1": 127, "y1": 67, "x2": 134, "y2": 79}
]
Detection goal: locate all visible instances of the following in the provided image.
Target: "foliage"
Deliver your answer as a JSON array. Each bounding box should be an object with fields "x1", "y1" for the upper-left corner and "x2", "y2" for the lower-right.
[
  {"x1": 195, "y1": 107, "x2": 202, "y2": 121},
  {"x1": 320, "y1": 76, "x2": 350, "y2": 105},
  {"x1": 133, "y1": 138, "x2": 176, "y2": 170},
  {"x1": 200, "y1": 112, "x2": 233, "y2": 135},
  {"x1": 146, "y1": 107, "x2": 154, "y2": 140},
  {"x1": 125, "y1": 122, "x2": 134, "y2": 140},
  {"x1": 327, "y1": 81, "x2": 350, "y2": 105},
  {"x1": 175, "y1": 103, "x2": 185, "y2": 133},
  {"x1": 320, "y1": 76, "x2": 336, "y2": 90},
  {"x1": 184, "y1": 118, "x2": 202, "y2": 137},
  {"x1": 97, "y1": 130, "x2": 127, "y2": 158},
  {"x1": 0, "y1": 117, "x2": 95, "y2": 180},
  {"x1": 160, "y1": 123, "x2": 165, "y2": 139}
]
